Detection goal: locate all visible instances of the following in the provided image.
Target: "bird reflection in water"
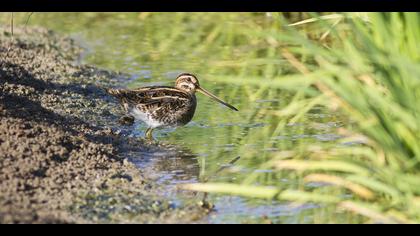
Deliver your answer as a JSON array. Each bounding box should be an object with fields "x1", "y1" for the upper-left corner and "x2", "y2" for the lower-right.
[{"x1": 128, "y1": 141, "x2": 201, "y2": 186}]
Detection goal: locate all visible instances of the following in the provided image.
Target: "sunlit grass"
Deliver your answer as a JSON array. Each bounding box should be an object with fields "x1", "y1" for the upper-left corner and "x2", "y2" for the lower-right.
[
  {"x1": 2, "y1": 12, "x2": 419, "y2": 223},
  {"x1": 178, "y1": 12, "x2": 420, "y2": 223}
]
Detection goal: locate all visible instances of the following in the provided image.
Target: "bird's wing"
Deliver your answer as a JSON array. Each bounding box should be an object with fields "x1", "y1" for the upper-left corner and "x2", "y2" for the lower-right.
[
  {"x1": 134, "y1": 86, "x2": 190, "y2": 103},
  {"x1": 113, "y1": 86, "x2": 191, "y2": 110},
  {"x1": 135, "y1": 87, "x2": 193, "y2": 116}
]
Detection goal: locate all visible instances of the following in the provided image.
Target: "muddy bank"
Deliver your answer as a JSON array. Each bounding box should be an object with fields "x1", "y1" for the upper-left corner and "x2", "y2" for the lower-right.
[{"x1": 0, "y1": 26, "x2": 206, "y2": 223}]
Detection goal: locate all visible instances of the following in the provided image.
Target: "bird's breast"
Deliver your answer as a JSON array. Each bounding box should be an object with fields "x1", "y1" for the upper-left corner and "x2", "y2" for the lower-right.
[{"x1": 177, "y1": 95, "x2": 197, "y2": 126}]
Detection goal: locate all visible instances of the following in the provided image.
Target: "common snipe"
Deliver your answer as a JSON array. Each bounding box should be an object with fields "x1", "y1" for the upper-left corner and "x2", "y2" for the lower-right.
[{"x1": 107, "y1": 73, "x2": 238, "y2": 140}]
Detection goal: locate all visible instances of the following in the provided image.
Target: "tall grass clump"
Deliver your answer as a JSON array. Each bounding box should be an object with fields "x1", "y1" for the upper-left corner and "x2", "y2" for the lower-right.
[{"x1": 183, "y1": 12, "x2": 420, "y2": 223}]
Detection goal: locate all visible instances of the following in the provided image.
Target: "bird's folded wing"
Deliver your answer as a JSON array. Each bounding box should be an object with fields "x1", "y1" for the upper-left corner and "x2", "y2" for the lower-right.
[{"x1": 123, "y1": 87, "x2": 190, "y2": 107}]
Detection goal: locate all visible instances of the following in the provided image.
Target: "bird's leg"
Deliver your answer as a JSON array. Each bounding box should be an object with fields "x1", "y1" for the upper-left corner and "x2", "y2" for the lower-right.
[{"x1": 145, "y1": 127, "x2": 154, "y2": 141}]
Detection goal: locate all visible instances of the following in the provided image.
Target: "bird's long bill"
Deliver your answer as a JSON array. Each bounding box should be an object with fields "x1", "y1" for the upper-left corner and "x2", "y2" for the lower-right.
[{"x1": 197, "y1": 87, "x2": 238, "y2": 111}]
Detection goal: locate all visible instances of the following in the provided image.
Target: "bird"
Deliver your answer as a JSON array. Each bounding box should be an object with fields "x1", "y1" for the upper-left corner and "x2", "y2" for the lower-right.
[{"x1": 107, "y1": 73, "x2": 238, "y2": 140}]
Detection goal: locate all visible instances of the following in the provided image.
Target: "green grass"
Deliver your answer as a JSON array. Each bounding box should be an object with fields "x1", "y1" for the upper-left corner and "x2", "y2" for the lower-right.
[
  {"x1": 3, "y1": 12, "x2": 420, "y2": 223},
  {"x1": 181, "y1": 12, "x2": 420, "y2": 223}
]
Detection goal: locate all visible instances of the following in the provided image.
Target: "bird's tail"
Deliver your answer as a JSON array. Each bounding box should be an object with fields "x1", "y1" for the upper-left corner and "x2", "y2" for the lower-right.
[
  {"x1": 104, "y1": 87, "x2": 131, "y2": 112},
  {"x1": 105, "y1": 87, "x2": 126, "y2": 99}
]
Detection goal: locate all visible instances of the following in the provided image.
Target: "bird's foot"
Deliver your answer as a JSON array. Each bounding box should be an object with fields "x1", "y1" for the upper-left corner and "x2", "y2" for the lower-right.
[
  {"x1": 139, "y1": 136, "x2": 159, "y2": 146},
  {"x1": 143, "y1": 138, "x2": 159, "y2": 146},
  {"x1": 119, "y1": 115, "x2": 135, "y2": 126}
]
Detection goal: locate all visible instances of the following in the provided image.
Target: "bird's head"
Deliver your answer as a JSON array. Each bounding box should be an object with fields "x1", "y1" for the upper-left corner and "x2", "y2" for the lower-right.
[
  {"x1": 175, "y1": 73, "x2": 200, "y2": 93},
  {"x1": 175, "y1": 73, "x2": 238, "y2": 111}
]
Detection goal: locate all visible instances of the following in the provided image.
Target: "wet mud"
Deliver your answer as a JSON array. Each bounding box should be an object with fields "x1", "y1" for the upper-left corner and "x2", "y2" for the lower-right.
[{"x1": 0, "y1": 27, "x2": 206, "y2": 223}]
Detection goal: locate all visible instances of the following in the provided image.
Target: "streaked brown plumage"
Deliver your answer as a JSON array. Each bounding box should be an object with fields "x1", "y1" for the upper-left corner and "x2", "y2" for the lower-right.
[{"x1": 107, "y1": 73, "x2": 238, "y2": 140}]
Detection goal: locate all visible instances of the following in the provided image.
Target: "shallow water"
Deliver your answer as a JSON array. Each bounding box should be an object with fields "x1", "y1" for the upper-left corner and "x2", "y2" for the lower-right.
[{"x1": 13, "y1": 13, "x2": 358, "y2": 223}]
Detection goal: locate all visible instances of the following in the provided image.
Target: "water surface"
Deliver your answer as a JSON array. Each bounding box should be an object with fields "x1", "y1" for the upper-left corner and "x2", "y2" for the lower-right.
[{"x1": 15, "y1": 13, "x2": 359, "y2": 223}]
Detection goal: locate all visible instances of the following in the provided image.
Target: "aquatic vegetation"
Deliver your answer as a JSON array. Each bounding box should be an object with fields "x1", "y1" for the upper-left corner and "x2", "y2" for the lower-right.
[
  {"x1": 183, "y1": 12, "x2": 420, "y2": 223},
  {"x1": 2, "y1": 12, "x2": 420, "y2": 223}
]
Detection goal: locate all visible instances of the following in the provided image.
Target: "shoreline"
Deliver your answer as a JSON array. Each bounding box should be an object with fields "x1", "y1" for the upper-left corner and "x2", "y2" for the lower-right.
[{"x1": 0, "y1": 26, "x2": 206, "y2": 223}]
